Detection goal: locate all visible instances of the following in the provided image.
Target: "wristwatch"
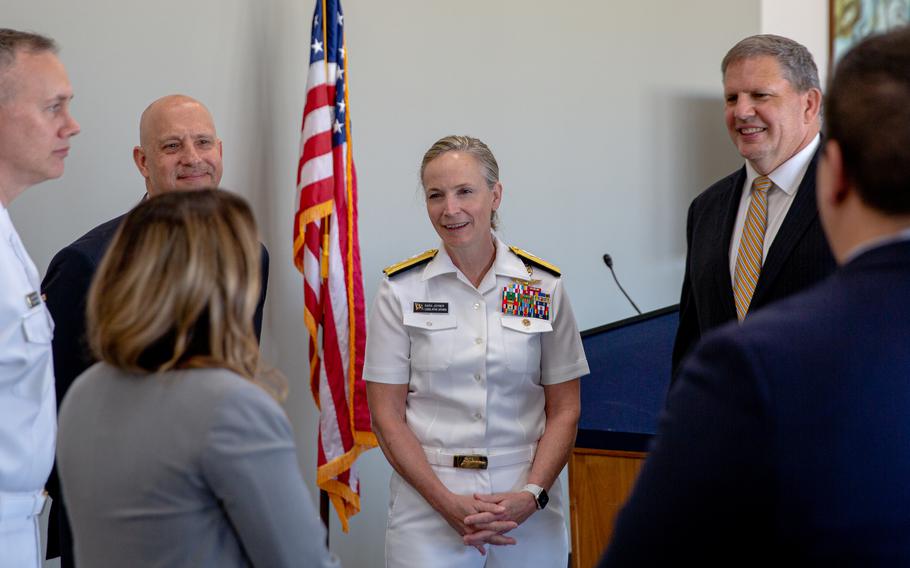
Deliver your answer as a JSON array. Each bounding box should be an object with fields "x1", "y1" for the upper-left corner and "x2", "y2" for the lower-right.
[{"x1": 522, "y1": 483, "x2": 549, "y2": 510}]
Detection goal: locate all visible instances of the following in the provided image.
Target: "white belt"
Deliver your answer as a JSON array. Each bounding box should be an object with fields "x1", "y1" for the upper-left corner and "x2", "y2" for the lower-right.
[
  {"x1": 0, "y1": 491, "x2": 47, "y2": 522},
  {"x1": 423, "y1": 444, "x2": 536, "y2": 470}
]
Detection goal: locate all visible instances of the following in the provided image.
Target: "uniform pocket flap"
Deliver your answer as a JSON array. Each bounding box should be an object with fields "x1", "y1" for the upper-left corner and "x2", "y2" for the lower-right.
[
  {"x1": 22, "y1": 309, "x2": 53, "y2": 344},
  {"x1": 403, "y1": 313, "x2": 457, "y2": 330},
  {"x1": 500, "y1": 315, "x2": 553, "y2": 334}
]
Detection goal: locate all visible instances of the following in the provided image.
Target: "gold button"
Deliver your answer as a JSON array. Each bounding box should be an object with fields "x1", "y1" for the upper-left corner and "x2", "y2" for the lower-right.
[
  {"x1": 475, "y1": 338, "x2": 483, "y2": 345},
  {"x1": 426, "y1": 321, "x2": 433, "y2": 326},
  {"x1": 522, "y1": 319, "x2": 531, "y2": 327}
]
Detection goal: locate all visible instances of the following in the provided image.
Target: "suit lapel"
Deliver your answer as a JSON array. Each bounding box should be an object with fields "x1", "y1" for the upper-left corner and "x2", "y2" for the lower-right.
[
  {"x1": 751, "y1": 147, "x2": 822, "y2": 306},
  {"x1": 715, "y1": 167, "x2": 747, "y2": 320}
]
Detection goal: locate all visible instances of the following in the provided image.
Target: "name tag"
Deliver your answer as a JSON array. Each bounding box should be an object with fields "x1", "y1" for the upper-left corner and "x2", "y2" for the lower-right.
[{"x1": 413, "y1": 302, "x2": 448, "y2": 314}]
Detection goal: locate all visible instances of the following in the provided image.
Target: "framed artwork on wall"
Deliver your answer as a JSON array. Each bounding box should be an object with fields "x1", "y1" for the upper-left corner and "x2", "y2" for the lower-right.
[{"x1": 830, "y1": 0, "x2": 910, "y2": 65}]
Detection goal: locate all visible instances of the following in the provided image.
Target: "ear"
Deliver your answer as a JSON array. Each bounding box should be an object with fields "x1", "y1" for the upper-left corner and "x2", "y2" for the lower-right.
[
  {"x1": 133, "y1": 146, "x2": 149, "y2": 177},
  {"x1": 217, "y1": 138, "x2": 223, "y2": 158},
  {"x1": 804, "y1": 87, "x2": 822, "y2": 123},
  {"x1": 491, "y1": 181, "x2": 503, "y2": 211},
  {"x1": 819, "y1": 139, "x2": 850, "y2": 206}
]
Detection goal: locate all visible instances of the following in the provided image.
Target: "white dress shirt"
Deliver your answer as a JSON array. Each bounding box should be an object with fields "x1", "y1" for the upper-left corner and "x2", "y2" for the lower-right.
[{"x1": 728, "y1": 134, "x2": 821, "y2": 279}]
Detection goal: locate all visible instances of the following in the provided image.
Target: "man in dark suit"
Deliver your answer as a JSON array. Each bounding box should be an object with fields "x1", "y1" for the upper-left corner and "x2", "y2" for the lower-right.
[
  {"x1": 672, "y1": 35, "x2": 836, "y2": 375},
  {"x1": 602, "y1": 27, "x2": 910, "y2": 565},
  {"x1": 42, "y1": 94, "x2": 269, "y2": 566}
]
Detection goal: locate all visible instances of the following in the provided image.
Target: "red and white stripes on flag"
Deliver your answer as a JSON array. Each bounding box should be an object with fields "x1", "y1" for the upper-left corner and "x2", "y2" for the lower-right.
[{"x1": 293, "y1": 0, "x2": 375, "y2": 532}]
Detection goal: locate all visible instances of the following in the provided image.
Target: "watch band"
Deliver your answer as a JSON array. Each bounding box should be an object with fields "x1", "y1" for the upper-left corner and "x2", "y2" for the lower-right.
[{"x1": 522, "y1": 483, "x2": 549, "y2": 510}]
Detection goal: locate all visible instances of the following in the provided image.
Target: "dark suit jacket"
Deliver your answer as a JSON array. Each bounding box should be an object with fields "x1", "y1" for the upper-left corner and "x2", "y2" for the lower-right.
[
  {"x1": 671, "y1": 147, "x2": 835, "y2": 376},
  {"x1": 602, "y1": 239, "x2": 910, "y2": 566},
  {"x1": 41, "y1": 212, "x2": 270, "y2": 564}
]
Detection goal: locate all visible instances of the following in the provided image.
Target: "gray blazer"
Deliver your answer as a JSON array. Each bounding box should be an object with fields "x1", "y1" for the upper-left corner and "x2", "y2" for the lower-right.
[{"x1": 57, "y1": 364, "x2": 339, "y2": 568}]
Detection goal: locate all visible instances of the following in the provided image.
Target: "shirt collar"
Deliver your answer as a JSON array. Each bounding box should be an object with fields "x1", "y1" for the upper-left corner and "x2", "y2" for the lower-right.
[
  {"x1": 0, "y1": 205, "x2": 14, "y2": 242},
  {"x1": 744, "y1": 133, "x2": 820, "y2": 196},
  {"x1": 421, "y1": 245, "x2": 459, "y2": 280},
  {"x1": 491, "y1": 237, "x2": 534, "y2": 280},
  {"x1": 421, "y1": 234, "x2": 529, "y2": 282},
  {"x1": 844, "y1": 227, "x2": 910, "y2": 264}
]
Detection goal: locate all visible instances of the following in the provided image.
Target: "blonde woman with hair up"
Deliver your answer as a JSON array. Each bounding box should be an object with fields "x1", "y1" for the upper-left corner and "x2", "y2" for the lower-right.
[
  {"x1": 365, "y1": 136, "x2": 590, "y2": 567},
  {"x1": 56, "y1": 190, "x2": 339, "y2": 568}
]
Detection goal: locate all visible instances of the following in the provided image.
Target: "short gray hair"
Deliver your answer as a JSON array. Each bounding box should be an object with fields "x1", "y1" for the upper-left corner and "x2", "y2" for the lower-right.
[
  {"x1": 0, "y1": 29, "x2": 58, "y2": 102},
  {"x1": 722, "y1": 34, "x2": 820, "y2": 92},
  {"x1": 0, "y1": 29, "x2": 57, "y2": 71},
  {"x1": 420, "y1": 135, "x2": 502, "y2": 229}
]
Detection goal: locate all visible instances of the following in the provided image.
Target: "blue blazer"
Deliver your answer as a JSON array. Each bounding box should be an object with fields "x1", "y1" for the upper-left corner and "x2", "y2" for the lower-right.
[{"x1": 603, "y1": 239, "x2": 910, "y2": 565}]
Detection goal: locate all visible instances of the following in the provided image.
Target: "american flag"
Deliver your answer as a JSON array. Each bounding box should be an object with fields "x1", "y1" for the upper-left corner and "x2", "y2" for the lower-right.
[{"x1": 293, "y1": 0, "x2": 374, "y2": 532}]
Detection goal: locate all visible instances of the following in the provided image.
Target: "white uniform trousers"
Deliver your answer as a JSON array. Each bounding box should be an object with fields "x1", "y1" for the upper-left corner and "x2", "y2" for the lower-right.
[
  {"x1": 385, "y1": 456, "x2": 567, "y2": 568},
  {"x1": 0, "y1": 490, "x2": 46, "y2": 568}
]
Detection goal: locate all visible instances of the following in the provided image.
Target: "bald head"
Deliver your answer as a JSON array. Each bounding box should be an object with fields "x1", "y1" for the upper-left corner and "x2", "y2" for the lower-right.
[{"x1": 132, "y1": 94, "x2": 223, "y2": 196}]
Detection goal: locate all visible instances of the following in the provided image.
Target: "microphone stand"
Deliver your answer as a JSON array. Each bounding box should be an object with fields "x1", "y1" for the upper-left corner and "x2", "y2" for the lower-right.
[{"x1": 603, "y1": 253, "x2": 642, "y2": 315}]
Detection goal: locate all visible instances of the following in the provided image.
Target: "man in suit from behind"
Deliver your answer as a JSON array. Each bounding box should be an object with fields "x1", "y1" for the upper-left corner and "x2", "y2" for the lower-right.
[
  {"x1": 602, "y1": 26, "x2": 910, "y2": 565},
  {"x1": 672, "y1": 34, "x2": 836, "y2": 376},
  {"x1": 41, "y1": 94, "x2": 269, "y2": 566}
]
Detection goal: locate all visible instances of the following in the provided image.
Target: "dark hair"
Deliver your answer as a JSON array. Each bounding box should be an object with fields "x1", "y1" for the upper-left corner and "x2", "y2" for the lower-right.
[
  {"x1": 722, "y1": 34, "x2": 820, "y2": 93},
  {"x1": 825, "y1": 26, "x2": 910, "y2": 214},
  {"x1": 0, "y1": 29, "x2": 57, "y2": 71}
]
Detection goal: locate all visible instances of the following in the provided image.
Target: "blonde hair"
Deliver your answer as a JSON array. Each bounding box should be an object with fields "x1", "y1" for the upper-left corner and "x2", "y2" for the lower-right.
[
  {"x1": 420, "y1": 135, "x2": 501, "y2": 230},
  {"x1": 87, "y1": 189, "x2": 285, "y2": 400}
]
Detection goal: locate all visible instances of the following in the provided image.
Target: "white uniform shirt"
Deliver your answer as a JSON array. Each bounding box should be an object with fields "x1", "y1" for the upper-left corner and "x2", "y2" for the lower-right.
[
  {"x1": 728, "y1": 134, "x2": 821, "y2": 279},
  {"x1": 0, "y1": 206, "x2": 56, "y2": 493},
  {"x1": 364, "y1": 237, "x2": 589, "y2": 450}
]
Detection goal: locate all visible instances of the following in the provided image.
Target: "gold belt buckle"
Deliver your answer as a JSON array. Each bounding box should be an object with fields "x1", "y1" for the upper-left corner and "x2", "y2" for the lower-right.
[{"x1": 453, "y1": 455, "x2": 488, "y2": 469}]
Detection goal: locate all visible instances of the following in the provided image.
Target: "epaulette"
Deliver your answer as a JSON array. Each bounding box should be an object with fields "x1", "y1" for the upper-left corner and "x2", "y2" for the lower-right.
[
  {"x1": 383, "y1": 249, "x2": 438, "y2": 277},
  {"x1": 509, "y1": 246, "x2": 561, "y2": 276}
]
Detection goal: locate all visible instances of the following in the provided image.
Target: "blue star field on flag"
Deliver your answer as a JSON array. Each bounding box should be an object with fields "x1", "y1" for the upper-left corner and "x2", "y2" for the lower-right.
[{"x1": 309, "y1": 0, "x2": 349, "y2": 147}]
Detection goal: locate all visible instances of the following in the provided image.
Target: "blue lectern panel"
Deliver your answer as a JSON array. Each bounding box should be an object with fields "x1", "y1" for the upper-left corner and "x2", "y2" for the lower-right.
[{"x1": 578, "y1": 306, "x2": 678, "y2": 450}]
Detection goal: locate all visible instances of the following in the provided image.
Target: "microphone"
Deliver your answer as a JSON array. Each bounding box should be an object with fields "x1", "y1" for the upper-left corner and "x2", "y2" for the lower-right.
[{"x1": 603, "y1": 253, "x2": 642, "y2": 315}]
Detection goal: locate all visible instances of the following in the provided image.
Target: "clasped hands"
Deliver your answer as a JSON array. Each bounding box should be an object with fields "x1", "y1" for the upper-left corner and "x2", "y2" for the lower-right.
[{"x1": 442, "y1": 491, "x2": 538, "y2": 555}]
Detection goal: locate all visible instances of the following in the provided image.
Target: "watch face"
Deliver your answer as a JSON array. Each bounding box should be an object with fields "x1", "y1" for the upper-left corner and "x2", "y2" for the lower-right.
[{"x1": 537, "y1": 489, "x2": 549, "y2": 510}]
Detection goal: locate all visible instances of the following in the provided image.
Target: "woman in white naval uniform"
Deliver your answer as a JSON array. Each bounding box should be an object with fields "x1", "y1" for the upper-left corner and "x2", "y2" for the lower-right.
[{"x1": 365, "y1": 135, "x2": 590, "y2": 567}]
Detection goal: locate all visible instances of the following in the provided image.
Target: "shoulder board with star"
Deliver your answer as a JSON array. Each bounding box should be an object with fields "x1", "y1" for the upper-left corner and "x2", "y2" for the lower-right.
[
  {"x1": 383, "y1": 249, "x2": 438, "y2": 277},
  {"x1": 509, "y1": 246, "x2": 561, "y2": 277}
]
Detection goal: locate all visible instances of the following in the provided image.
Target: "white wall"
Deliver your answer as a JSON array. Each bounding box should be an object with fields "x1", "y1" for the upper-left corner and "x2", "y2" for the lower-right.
[
  {"x1": 762, "y1": 0, "x2": 830, "y2": 85},
  {"x1": 4, "y1": 1, "x2": 825, "y2": 566}
]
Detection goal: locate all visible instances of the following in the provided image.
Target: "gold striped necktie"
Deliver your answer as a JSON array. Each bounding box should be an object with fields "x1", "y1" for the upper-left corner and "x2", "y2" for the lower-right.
[{"x1": 733, "y1": 175, "x2": 772, "y2": 321}]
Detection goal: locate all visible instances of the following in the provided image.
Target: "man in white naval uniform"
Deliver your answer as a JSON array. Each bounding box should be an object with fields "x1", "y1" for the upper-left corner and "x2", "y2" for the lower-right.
[{"x1": 0, "y1": 29, "x2": 80, "y2": 567}]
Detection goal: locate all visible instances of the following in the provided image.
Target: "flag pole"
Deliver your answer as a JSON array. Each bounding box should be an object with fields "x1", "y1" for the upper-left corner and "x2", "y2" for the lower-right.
[
  {"x1": 320, "y1": 489, "x2": 330, "y2": 546},
  {"x1": 298, "y1": 0, "x2": 374, "y2": 538}
]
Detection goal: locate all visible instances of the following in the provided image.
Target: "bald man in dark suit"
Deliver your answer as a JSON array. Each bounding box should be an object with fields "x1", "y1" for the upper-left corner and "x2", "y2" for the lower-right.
[{"x1": 42, "y1": 95, "x2": 268, "y2": 566}]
